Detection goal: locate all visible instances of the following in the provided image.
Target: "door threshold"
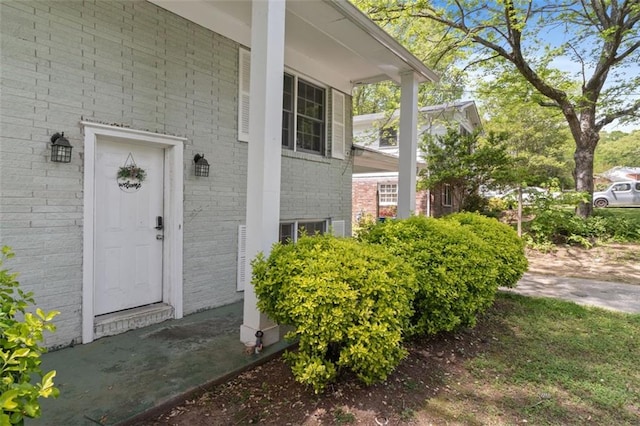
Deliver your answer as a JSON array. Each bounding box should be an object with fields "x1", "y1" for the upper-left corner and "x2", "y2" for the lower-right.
[{"x1": 94, "y1": 303, "x2": 174, "y2": 340}]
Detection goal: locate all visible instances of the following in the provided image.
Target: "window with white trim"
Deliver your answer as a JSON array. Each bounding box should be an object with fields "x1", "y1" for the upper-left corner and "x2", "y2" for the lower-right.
[
  {"x1": 379, "y1": 126, "x2": 397, "y2": 147},
  {"x1": 282, "y1": 73, "x2": 326, "y2": 155},
  {"x1": 378, "y1": 183, "x2": 398, "y2": 206},
  {"x1": 442, "y1": 184, "x2": 452, "y2": 207},
  {"x1": 239, "y1": 48, "x2": 346, "y2": 158},
  {"x1": 279, "y1": 220, "x2": 327, "y2": 244}
]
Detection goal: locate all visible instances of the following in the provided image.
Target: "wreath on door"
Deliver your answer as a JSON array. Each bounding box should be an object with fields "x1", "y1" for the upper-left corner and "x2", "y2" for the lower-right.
[{"x1": 117, "y1": 153, "x2": 146, "y2": 192}]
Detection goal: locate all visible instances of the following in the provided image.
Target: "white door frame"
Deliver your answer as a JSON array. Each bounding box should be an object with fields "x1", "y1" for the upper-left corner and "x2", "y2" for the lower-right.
[{"x1": 82, "y1": 122, "x2": 185, "y2": 344}]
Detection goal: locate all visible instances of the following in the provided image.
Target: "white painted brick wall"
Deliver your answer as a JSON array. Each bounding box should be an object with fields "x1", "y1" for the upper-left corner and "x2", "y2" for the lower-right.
[{"x1": 0, "y1": 0, "x2": 353, "y2": 348}]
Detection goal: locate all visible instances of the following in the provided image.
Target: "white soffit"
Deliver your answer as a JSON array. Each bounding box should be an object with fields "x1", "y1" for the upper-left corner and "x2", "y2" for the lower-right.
[{"x1": 149, "y1": 0, "x2": 438, "y2": 93}]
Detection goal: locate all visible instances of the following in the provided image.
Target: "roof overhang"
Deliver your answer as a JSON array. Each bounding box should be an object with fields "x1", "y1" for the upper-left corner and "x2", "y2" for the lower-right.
[
  {"x1": 148, "y1": 0, "x2": 438, "y2": 93},
  {"x1": 352, "y1": 144, "x2": 425, "y2": 173},
  {"x1": 354, "y1": 100, "x2": 483, "y2": 128}
]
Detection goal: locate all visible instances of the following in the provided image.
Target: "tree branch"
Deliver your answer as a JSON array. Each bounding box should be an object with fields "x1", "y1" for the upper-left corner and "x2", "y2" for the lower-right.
[
  {"x1": 567, "y1": 42, "x2": 587, "y2": 88},
  {"x1": 595, "y1": 99, "x2": 640, "y2": 130},
  {"x1": 613, "y1": 40, "x2": 640, "y2": 63}
]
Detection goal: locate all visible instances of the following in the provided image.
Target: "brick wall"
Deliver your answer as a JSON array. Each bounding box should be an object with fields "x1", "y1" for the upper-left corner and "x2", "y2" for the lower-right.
[
  {"x1": 0, "y1": 0, "x2": 352, "y2": 347},
  {"x1": 352, "y1": 174, "x2": 439, "y2": 222},
  {"x1": 352, "y1": 179, "x2": 379, "y2": 221}
]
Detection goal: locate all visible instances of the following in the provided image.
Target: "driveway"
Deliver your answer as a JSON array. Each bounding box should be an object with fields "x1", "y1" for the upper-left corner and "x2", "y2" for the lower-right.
[{"x1": 503, "y1": 273, "x2": 640, "y2": 314}]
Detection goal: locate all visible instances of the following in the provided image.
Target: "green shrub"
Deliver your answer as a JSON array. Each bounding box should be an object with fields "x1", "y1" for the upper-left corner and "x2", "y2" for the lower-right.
[
  {"x1": 461, "y1": 193, "x2": 489, "y2": 213},
  {"x1": 486, "y1": 197, "x2": 508, "y2": 217},
  {"x1": 1, "y1": 247, "x2": 59, "y2": 424},
  {"x1": 358, "y1": 216, "x2": 502, "y2": 336},
  {"x1": 524, "y1": 208, "x2": 640, "y2": 248},
  {"x1": 591, "y1": 210, "x2": 640, "y2": 242},
  {"x1": 446, "y1": 213, "x2": 528, "y2": 288},
  {"x1": 252, "y1": 234, "x2": 416, "y2": 393}
]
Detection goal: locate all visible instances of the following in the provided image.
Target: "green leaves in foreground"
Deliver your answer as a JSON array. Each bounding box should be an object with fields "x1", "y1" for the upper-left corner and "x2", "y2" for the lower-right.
[{"x1": 1, "y1": 247, "x2": 60, "y2": 424}]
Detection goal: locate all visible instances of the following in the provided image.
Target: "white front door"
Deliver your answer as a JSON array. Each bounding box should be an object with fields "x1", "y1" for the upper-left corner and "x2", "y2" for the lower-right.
[{"x1": 95, "y1": 140, "x2": 164, "y2": 315}]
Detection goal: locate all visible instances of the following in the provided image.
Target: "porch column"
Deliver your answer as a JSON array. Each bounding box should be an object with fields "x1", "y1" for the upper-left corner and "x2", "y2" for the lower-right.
[
  {"x1": 397, "y1": 71, "x2": 419, "y2": 218},
  {"x1": 241, "y1": 0, "x2": 286, "y2": 347}
]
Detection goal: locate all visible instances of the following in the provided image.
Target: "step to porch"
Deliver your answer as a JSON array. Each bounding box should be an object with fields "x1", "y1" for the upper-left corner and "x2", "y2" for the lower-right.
[{"x1": 94, "y1": 303, "x2": 174, "y2": 339}]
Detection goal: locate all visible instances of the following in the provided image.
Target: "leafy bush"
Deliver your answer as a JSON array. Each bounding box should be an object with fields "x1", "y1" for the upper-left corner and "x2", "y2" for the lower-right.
[
  {"x1": 524, "y1": 208, "x2": 640, "y2": 248},
  {"x1": 461, "y1": 193, "x2": 489, "y2": 213},
  {"x1": 486, "y1": 197, "x2": 508, "y2": 216},
  {"x1": 359, "y1": 216, "x2": 503, "y2": 336},
  {"x1": 1, "y1": 247, "x2": 59, "y2": 424},
  {"x1": 591, "y1": 210, "x2": 640, "y2": 242},
  {"x1": 446, "y1": 213, "x2": 527, "y2": 288},
  {"x1": 252, "y1": 234, "x2": 416, "y2": 393},
  {"x1": 352, "y1": 212, "x2": 376, "y2": 240}
]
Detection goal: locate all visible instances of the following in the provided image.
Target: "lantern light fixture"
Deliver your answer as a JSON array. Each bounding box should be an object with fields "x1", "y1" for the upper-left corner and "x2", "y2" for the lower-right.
[
  {"x1": 194, "y1": 153, "x2": 210, "y2": 177},
  {"x1": 50, "y1": 132, "x2": 73, "y2": 163}
]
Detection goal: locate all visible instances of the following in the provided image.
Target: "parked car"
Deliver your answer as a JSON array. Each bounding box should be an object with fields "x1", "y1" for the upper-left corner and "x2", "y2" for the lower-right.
[
  {"x1": 499, "y1": 187, "x2": 547, "y2": 205},
  {"x1": 593, "y1": 181, "x2": 640, "y2": 207}
]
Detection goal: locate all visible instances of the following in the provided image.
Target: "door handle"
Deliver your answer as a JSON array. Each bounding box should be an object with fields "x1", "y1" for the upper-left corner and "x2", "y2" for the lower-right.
[{"x1": 155, "y1": 216, "x2": 163, "y2": 230}]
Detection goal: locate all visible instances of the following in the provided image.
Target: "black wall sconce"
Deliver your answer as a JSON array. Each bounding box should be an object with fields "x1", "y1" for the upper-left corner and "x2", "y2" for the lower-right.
[
  {"x1": 50, "y1": 132, "x2": 73, "y2": 163},
  {"x1": 194, "y1": 154, "x2": 210, "y2": 177}
]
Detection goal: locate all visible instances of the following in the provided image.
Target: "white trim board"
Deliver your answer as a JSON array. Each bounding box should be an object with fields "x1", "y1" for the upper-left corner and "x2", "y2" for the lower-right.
[{"x1": 81, "y1": 122, "x2": 185, "y2": 343}]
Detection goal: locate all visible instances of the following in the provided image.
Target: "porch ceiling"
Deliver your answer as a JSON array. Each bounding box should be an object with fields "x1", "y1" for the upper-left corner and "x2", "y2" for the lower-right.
[{"x1": 149, "y1": 0, "x2": 438, "y2": 92}]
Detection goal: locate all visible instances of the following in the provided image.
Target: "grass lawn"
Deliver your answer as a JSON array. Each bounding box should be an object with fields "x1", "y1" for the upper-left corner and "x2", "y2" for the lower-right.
[
  {"x1": 419, "y1": 292, "x2": 640, "y2": 425},
  {"x1": 594, "y1": 207, "x2": 640, "y2": 227}
]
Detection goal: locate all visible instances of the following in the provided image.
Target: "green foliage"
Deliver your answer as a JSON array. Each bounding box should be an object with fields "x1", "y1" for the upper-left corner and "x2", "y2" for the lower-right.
[
  {"x1": 352, "y1": 212, "x2": 377, "y2": 240},
  {"x1": 594, "y1": 130, "x2": 640, "y2": 173},
  {"x1": 446, "y1": 213, "x2": 528, "y2": 289},
  {"x1": 419, "y1": 129, "x2": 512, "y2": 210},
  {"x1": 358, "y1": 215, "x2": 504, "y2": 336},
  {"x1": 252, "y1": 234, "x2": 416, "y2": 393},
  {"x1": 516, "y1": 186, "x2": 640, "y2": 248},
  {"x1": 332, "y1": 407, "x2": 356, "y2": 424},
  {"x1": 351, "y1": 0, "x2": 468, "y2": 115},
  {"x1": 478, "y1": 75, "x2": 575, "y2": 189},
  {"x1": 0, "y1": 247, "x2": 59, "y2": 425},
  {"x1": 116, "y1": 165, "x2": 146, "y2": 182},
  {"x1": 524, "y1": 208, "x2": 640, "y2": 248}
]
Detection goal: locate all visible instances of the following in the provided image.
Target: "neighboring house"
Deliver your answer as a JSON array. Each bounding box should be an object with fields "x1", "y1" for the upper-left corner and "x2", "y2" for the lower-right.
[
  {"x1": 352, "y1": 101, "x2": 481, "y2": 220},
  {"x1": 599, "y1": 166, "x2": 640, "y2": 182},
  {"x1": 0, "y1": 0, "x2": 436, "y2": 348}
]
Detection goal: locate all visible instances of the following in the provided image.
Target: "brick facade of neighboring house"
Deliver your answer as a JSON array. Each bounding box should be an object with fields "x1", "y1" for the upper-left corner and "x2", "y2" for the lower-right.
[
  {"x1": 352, "y1": 101, "x2": 480, "y2": 223},
  {"x1": 352, "y1": 174, "x2": 459, "y2": 222}
]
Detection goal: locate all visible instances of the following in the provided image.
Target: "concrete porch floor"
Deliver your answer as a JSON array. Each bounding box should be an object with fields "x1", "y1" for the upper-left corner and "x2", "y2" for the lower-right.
[{"x1": 27, "y1": 301, "x2": 291, "y2": 426}]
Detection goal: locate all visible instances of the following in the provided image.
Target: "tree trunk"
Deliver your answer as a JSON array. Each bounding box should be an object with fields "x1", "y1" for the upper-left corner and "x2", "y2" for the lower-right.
[
  {"x1": 574, "y1": 132, "x2": 598, "y2": 218},
  {"x1": 516, "y1": 186, "x2": 522, "y2": 237}
]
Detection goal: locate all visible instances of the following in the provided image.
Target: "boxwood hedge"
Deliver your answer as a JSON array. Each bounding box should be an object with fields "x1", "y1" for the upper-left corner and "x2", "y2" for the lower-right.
[
  {"x1": 359, "y1": 215, "x2": 509, "y2": 336},
  {"x1": 252, "y1": 234, "x2": 417, "y2": 393},
  {"x1": 446, "y1": 212, "x2": 527, "y2": 289}
]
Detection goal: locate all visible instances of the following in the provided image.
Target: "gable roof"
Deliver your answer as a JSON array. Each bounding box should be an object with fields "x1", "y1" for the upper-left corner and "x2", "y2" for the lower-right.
[{"x1": 149, "y1": 0, "x2": 438, "y2": 92}]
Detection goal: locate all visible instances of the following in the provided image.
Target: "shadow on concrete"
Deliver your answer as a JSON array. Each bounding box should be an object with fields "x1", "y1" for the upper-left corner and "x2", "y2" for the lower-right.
[{"x1": 28, "y1": 302, "x2": 291, "y2": 426}]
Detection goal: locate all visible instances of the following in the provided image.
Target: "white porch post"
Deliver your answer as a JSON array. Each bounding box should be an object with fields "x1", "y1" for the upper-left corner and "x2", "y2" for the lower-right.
[
  {"x1": 397, "y1": 71, "x2": 419, "y2": 218},
  {"x1": 240, "y1": 0, "x2": 286, "y2": 347}
]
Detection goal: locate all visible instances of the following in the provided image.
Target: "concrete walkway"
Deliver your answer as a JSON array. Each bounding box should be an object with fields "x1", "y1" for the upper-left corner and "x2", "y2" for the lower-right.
[
  {"x1": 26, "y1": 301, "x2": 291, "y2": 426},
  {"x1": 503, "y1": 273, "x2": 640, "y2": 314}
]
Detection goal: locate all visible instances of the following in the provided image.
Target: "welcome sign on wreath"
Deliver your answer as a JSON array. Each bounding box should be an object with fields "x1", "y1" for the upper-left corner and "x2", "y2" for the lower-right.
[{"x1": 117, "y1": 153, "x2": 146, "y2": 193}]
